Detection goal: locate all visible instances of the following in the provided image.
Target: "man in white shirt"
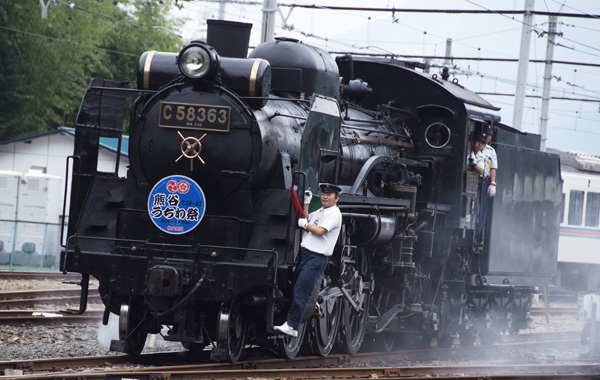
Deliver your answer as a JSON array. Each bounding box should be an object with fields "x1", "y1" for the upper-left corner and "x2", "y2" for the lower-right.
[
  {"x1": 274, "y1": 183, "x2": 343, "y2": 337},
  {"x1": 468, "y1": 130, "x2": 493, "y2": 244},
  {"x1": 482, "y1": 124, "x2": 498, "y2": 198}
]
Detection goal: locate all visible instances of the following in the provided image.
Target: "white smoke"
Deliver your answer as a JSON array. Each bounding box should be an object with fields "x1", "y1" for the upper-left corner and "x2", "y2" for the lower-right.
[{"x1": 97, "y1": 313, "x2": 119, "y2": 348}]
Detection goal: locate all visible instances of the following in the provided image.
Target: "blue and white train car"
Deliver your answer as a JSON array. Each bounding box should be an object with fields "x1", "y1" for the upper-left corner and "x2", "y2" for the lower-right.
[{"x1": 549, "y1": 149, "x2": 600, "y2": 292}]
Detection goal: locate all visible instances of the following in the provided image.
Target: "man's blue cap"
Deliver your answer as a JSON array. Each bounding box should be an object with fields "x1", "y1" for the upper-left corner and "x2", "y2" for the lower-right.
[
  {"x1": 474, "y1": 131, "x2": 488, "y2": 143},
  {"x1": 484, "y1": 123, "x2": 494, "y2": 135},
  {"x1": 319, "y1": 183, "x2": 342, "y2": 194}
]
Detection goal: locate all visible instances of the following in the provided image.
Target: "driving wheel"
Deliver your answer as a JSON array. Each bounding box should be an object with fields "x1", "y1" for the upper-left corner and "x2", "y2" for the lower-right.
[
  {"x1": 370, "y1": 286, "x2": 401, "y2": 352},
  {"x1": 336, "y1": 248, "x2": 371, "y2": 354},
  {"x1": 118, "y1": 300, "x2": 148, "y2": 356},
  {"x1": 308, "y1": 276, "x2": 341, "y2": 356},
  {"x1": 217, "y1": 298, "x2": 246, "y2": 362},
  {"x1": 278, "y1": 320, "x2": 307, "y2": 359}
]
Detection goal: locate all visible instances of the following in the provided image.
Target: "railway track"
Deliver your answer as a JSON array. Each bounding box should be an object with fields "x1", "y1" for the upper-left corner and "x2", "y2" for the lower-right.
[
  {"x1": 0, "y1": 288, "x2": 101, "y2": 309},
  {"x1": 531, "y1": 306, "x2": 577, "y2": 316},
  {"x1": 5, "y1": 364, "x2": 600, "y2": 380},
  {"x1": 0, "y1": 309, "x2": 103, "y2": 324},
  {"x1": 2, "y1": 344, "x2": 598, "y2": 379},
  {"x1": 0, "y1": 271, "x2": 592, "y2": 379},
  {"x1": 0, "y1": 275, "x2": 102, "y2": 324},
  {"x1": 0, "y1": 270, "x2": 81, "y2": 281},
  {"x1": 0, "y1": 330, "x2": 586, "y2": 373}
]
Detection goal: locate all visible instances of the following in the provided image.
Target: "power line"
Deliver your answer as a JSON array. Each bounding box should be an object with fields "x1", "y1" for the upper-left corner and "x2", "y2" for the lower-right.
[
  {"x1": 237, "y1": 1, "x2": 600, "y2": 61},
  {"x1": 185, "y1": 1, "x2": 600, "y2": 64},
  {"x1": 0, "y1": 25, "x2": 139, "y2": 58},
  {"x1": 272, "y1": 3, "x2": 600, "y2": 19},
  {"x1": 54, "y1": 0, "x2": 120, "y2": 22},
  {"x1": 549, "y1": 0, "x2": 600, "y2": 20},
  {"x1": 326, "y1": 51, "x2": 600, "y2": 68},
  {"x1": 476, "y1": 92, "x2": 600, "y2": 103},
  {"x1": 31, "y1": 0, "x2": 183, "y2": 38}
]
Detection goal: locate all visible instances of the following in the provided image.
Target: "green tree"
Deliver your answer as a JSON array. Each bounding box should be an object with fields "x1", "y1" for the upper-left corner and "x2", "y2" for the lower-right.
[{"x1": 0, "y1": 0, "x2": 183, "y2": 140}]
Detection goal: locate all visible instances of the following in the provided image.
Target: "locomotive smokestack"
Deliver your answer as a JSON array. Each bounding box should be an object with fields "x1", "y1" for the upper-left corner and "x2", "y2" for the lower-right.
[{"x1": 206, "y1": 19, "x2": 252, "y2": 58}]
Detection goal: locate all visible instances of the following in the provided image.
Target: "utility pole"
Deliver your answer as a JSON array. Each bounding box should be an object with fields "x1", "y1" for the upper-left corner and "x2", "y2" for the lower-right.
[
  {"x1": 441, "y1": 38, "x2": 453, "y2": 80},
  {"x1": 539, "y1": 15, "x2": 557, "y2": 152},
  {"x1": 218, "y1": 0, "x2": 226, "y2": 20},
  {"x1": 261, "y1": 0, "x2": 277, "y2": 43},
  {"x1": 39, "y1": 0, "x2": 53, "y2": 19},
  {"x1": 512, "y1": 0, "x2": 535, "y2": 132},
  {"x1": 444, "y1": 38, "x2": 453, "y2": 67}
]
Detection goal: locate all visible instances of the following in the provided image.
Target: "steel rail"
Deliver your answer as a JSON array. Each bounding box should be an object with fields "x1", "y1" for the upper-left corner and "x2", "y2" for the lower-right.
[
  {"x1": 0, "y1": 334, "x2": 588, "y2": 375},
  {"x1": 7, "y1": 363, "x2": 600, "y2": 380},
  {"x1": 0, "y1": 271, "x2": 82, "y2": 280}
]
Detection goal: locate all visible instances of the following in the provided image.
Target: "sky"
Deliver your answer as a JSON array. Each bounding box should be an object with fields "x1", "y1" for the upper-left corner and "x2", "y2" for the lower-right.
[{"x1": 168, "y1": 0, "x2": 600, "y2": 156}]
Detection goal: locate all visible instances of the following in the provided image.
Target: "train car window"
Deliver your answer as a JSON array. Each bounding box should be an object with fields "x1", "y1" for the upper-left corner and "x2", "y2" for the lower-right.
[
  {"x1": 585, "y1": 192, "x2": 600, "y2": 227},
  {"x1": 561, "y1": 193, "x2": 565, "y2": 224},
  {"x1": 468, "y1": 119, "x2": 476, "y2": 136},
  {"x1": 467, "y1": 119, "x2": 482, "y2": 138},
  {"x1": 568, "y1": 190, "x2": 584, "y2": 226}
]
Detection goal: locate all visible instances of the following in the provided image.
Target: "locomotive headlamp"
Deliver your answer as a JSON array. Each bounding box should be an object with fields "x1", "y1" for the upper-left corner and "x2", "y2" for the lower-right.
[{"x1": 178, "y1": 43, "x2": 219, "y2": 79}]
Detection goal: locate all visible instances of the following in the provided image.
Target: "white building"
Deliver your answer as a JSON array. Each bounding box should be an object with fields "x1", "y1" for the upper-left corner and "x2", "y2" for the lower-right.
[{"x1": 0, "y1": 127, "x2": 129, "y2": 268}]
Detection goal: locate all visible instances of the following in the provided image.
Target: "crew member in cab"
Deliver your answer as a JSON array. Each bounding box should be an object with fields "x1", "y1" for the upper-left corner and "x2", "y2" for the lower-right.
[{"x1": 468, "y1": 130, "x2": 492, "y2": 244}]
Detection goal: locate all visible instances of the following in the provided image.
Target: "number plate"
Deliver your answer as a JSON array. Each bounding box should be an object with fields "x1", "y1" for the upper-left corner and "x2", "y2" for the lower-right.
[
  {"x1": 159, "y1": 101, "x2": 231, "y2": 132},
  {"x1": 465, "y1": 171, "x2": 479, "y2": 194}
]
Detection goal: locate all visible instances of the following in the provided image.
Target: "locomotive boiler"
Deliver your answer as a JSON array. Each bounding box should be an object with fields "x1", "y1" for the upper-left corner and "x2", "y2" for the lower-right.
[{"x1": 61, "y1": 19, "x2": 562, "y2": 361}]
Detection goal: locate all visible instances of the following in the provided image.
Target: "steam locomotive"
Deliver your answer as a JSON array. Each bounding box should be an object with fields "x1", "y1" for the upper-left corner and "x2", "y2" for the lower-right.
[{"x1": 61, "y1": 20, "x2": 562, "y2": 362}]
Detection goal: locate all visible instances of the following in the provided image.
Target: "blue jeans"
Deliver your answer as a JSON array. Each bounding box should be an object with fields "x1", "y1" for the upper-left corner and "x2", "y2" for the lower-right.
[
  {"x1": 287, "y1": 249, "x2": 328, "y2": 330},
  {"x1": 476, "y1": 177, "x2": 490, "y2": 244}
]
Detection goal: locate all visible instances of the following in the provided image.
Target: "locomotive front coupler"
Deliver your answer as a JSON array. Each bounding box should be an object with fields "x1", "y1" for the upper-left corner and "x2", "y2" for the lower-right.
[{"x1": 147, "y1": 265, "x2": 182, "y2": 298}]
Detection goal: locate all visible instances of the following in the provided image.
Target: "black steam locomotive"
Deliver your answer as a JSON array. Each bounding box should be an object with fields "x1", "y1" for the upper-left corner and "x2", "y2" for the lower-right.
[{"x1": 61, "y1": 20, "x2": 562, "y2": 361}]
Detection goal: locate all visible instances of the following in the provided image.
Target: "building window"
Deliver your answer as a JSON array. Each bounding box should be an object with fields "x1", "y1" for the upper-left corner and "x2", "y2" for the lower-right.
[{"x1": 568, "y1": 190, "x2": 584, "y2": 226}]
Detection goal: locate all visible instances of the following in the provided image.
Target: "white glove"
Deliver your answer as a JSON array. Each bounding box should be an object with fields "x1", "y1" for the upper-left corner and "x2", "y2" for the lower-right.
[
  {"x1": 468, "y1": 152, "x2": 476, "y2": 162},
  {"x1": 304, "y1": 189, "x2": 312, "y2": 205},
  {"x1": 488, "y1": 183, "x2": 496, "y2": 198},
  {"x1": 298, "y1": 218, "x2": 308, "y2": 229}
]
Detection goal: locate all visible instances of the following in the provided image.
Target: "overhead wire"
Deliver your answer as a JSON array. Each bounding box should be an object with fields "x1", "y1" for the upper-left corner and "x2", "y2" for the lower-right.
[
  {"x1": 178, "y1": 0, "x2": 600, "y2": 67},
  {"x1": 549, "y1": 0, "x2": 600, "y2": 19},
  {"x1": 8, "y1": 0, "x2": 600, "y2": 137},
  {"x1": 0, "y1": 1, "x2": 181, "y2": 58},
  {"x1": 0, "y1": 25, "x2": 139, "y2": 57}
]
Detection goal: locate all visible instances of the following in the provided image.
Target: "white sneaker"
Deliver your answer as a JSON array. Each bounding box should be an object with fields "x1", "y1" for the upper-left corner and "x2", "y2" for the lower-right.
[{"x1": 274, "y1": 321, "x2": 298, "y2": 337}]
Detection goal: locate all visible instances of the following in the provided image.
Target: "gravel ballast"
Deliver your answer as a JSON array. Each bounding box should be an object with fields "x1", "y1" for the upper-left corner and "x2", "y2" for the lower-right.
[{"x1": 0, "y1": 278, "x2": 592, "y2": 362}]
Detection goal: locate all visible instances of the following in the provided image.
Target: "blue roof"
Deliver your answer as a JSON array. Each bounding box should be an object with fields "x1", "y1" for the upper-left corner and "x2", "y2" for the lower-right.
[{"x1": 0, "y1": 127, "x2": 129, "y2": 157}]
